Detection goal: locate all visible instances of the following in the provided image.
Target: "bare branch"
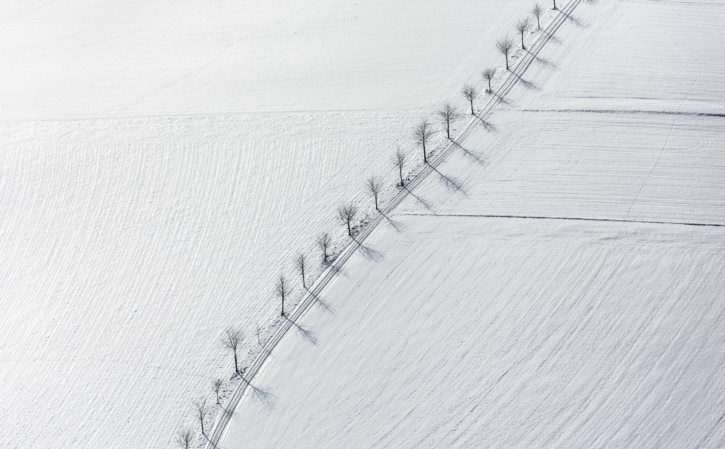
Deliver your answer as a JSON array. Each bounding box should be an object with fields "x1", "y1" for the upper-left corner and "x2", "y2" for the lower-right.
[
  {"x1": 496, "y1": 37, "x2": 515, "y2": 71},
  {"x1": 366, "y1": 176, "x2": 382, "y2": 211},
  {"x1": 437, "y1": 102, "x2": 459, "y2": 139},
  {"x1": 392, "y1": 147, "x2": 407, "y2": 187},
  {"x1": 482, "y1": 68, "x2": 496, "y2": 93},
  {"x1": 193, "y1": 399, "x2": 209, "y2": 436},
  {"x1": 276, "y1": 275, "x2": 290, "y2": 316},
  {"x1": 413, "y1": 119, "x2": 434, "y2": 163},
  {"x1": 316, "y1": 232, "x2": 332, "y2": 264},
  {"x1": 220, "y1": 328, "x2": 243, "y2": 375},
  {"x1": 516, "y1": 18, "x2": 531, "y2": 50},
  {"x1": 176, "y1": 429, "x2": 193, "y2": 449},
  {"x1": 461, "y1": 85, "x2": 478, "y2": 115},
  {"x1": 532, "y1": 4, "x2": 543, "y2": 30},
  {"x1": 295, "y1": 253, "x2": 307, "y2": 289},
  {"x1": 337, "y1": 204, "x2": 358, "y2": 237},
  {"x1": 212, "y1": 378, "x2": 223, "y2": 406}
]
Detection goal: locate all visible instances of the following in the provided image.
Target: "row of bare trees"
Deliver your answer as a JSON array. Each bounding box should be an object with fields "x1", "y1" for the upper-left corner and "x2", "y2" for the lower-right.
[
  {"x1": 497, "y1": 3, "x2": 551, "y2": 71},
  {"x1": 177, "y1": 3, "x2": 562, "y2": 446}
]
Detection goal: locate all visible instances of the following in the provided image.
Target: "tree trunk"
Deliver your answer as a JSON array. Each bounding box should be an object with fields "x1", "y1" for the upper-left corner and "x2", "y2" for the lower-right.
[
  {"x1": 233, "y1": 350, "x2": 238, "y2": 374},
  {"x1": 398, "y1": 167, "x2": 404, "y2": 186},
  {"x1": 488, "y1": 79, "x2": 492, "y2": 93},
  {"x1": 446, "y1": 122, "x2": 450, "y2": 139},
  {"x1": 374, "y1": 196, "x2": 378, "y2": 211},
  {"x1": 281, "y1": 296, "x2": 285, "y2": 316},
  {"x1": 469, "y1": 99, "x2": 474, "y2": 115},
  {"x1": 347, "y1": 221, "x2": 351, "y2": 236},
  {"x1": 521, "y1": 33, "x2": 525, "y2": 50}
]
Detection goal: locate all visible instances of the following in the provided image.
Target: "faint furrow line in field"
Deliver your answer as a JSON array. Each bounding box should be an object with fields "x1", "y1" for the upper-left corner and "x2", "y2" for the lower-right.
[
  {"x1": 203, "y1": 1, "x2": 584, "y2": 446},
  {"x1": 395, "y1": 212, "x2": 725, "y2": 228}
]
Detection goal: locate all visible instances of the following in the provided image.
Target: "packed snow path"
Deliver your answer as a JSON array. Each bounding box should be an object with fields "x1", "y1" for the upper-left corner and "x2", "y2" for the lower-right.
[{"x1": 218, "y1": 0, "x2": 725, "y2": 447}]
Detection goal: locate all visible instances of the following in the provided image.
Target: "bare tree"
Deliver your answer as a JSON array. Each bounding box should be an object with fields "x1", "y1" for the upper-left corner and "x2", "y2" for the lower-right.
[
  {"x1": 392, "y1": 147, "x2": 407, "y2": 187},
  {"x1": 437, "y1": 103, "x2": 459, "y2": 139},
  {"x1": 295, "y1": 253, "x2": 307, "y2": 289},
  {"x1": 496, "y1": 37, "x2": 515, "y2": 71},
  {"x1": 337, "y1": 204, "x2": 358, "y2": 237},
  {"x1": 482, "y1": 68, "x2": 496, "y2": 94},
  {"x1": 220, "y1": 328, "x2": 243, "y2": 376},
  {"x1": 212, "y1": 378, "x2": 223, "y2": 406},
  {"x1": 532, "y1": 4, "x2": 543, "y2": 30},
  {"x1": 176, "y1": 429, "x2": 193, "y2": 449},
  {"x1": 316, "y1": 232, "x2": 332, "y2": 264},
  {"x1": 194, "y1": 399, "x2": 209, "y2": 436},
  {"x1": 461, "y1": 84, "x2": 478, "y2": 115},
  {"x1": 413, "y1": 119, "x2": 434, "y2": 164},
  {"x1": 276, "y1": 275, "x2": 290, "y2": 316},
  {"x1": 516, "y1": 18, "x2": 531, "y2": 50},
  {"x1": 366, "y1": 176, "x2": 382, "y2": 211}
]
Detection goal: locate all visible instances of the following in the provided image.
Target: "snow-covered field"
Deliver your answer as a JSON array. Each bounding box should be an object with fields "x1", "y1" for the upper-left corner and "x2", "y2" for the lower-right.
[
  {"x1": 0, "y1": 1, "x2": 554, "y2": 448},
  {"x1": 218, "y1": 0, "x2": 725, "y2": 447}
]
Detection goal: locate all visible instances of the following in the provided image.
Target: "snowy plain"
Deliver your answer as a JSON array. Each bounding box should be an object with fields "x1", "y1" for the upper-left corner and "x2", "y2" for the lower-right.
[
  {"x1": 0, "y1": 1, "x2": 555, "y2": 448},
  {"x1": 218, "y1": 0, "x2": 725, "y2": 448}
]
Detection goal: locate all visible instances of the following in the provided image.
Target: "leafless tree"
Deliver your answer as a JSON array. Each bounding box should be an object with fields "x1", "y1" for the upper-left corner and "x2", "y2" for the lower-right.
[
  {"x1": 366, "y1": 176, "x2": 382, "y2": 211},
  {"x1": 220, "y1": 328, "x2": 243, "y2": 376},
  {"x1": 295, "y1": 253, "x2": 307, "y2": 289},
  {"x1": 194, "y1": 399, "x2": 209, "y2": 436},
  {"x1": 413, "y1": 119, "x2": 434, "y2": 164},
  {"x1": 392, "y1": 147, "x2": 407, "y2": 187},
  {"x1": 532, "y1": 4, "x2": 543, "y2": 30},
  {"x1": 461, "y1": 84, "x2": 478, "y2": 115},
  {"x1": 212, "y1": 378, "x2": 223, "y2": 406},
  {"x1": 255, "y1": 324, "x2": 264, "y2": 348},
  {"x1": 176, "y1": 429, "x2": 193, "y2": 449},
  {"x1": 276, "y1": 275, "x2": 290, "y2": 316},
  {"x1": 337, "y1": 204, "x2": 358, "y2": 237},
  {"x1": 496, "y1": 37, "x2": 515, "y2": 71},
  {"x1": 516, "y1": 18, "x2": 530, "y2": 50},
  {"x1": 316, "y1": 232, "x2": 332, "y2": 264},
  {"x1": 437, "y1": 103, "x2": 459, "y2": 139},
  {"x1": 482, "y1": 68, "x2": 496, "y2": 93}
]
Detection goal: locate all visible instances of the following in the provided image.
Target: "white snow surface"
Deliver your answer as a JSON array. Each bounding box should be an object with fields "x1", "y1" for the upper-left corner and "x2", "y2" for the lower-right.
[
  {"x1": 218, "y1": 0, "x2": 725, "y2": 448},
  {"x1": 0, "y1": 1, "x2": 552, "y2": 449}
]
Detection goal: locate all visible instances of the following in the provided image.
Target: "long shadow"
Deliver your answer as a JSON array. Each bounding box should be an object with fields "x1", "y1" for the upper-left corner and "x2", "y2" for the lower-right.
[
  {"x1": 560, "y1": 9, "x2": 585, "y2": 28},
  {"x1": 511, "y1": 71, "x2": 540, "y2": 91},
  {"x1": 493, "y1": 92, "x2": 511, "y2": 106},
  {"x1": 451, "y1": 140, "x2": 485, "y2": 165},
  {"x1": 402, "y1": 185, "x2": 432, "y2": 210},
  {"x1": 541, "y1": 29, "x2": 562, "y2": 45},
  {"x1": 321, "y1": 259, "x2": 346, "y2": 278},
  {"x1": 473, "y1": 115, "x2": 497, "y2": 133},
  {"x1": 352, "y1": 237, "x2": 384, "y2": 262},
  {"x1": 238, "y1": 375, "x2": 276, "y2": 410},
  {"x1": 283, "y1": 315, "x2": 318, "y2": 345},
  {"x1": 305, "y1": 287, "x2": 335, "y2": 314},
  {"x1": 429, "y1": 164, "x2": 466, "y2": 195},
  {"x1": 381, "y1": 211, "x2": 408, "y2": 233},
  {"x1": 526, "y1": 49, "x2": 556, "y2": 68}
]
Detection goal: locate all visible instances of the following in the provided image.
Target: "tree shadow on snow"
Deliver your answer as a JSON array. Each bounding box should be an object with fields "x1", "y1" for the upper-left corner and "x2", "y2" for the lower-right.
[
  {"x1": 452, "y1": 140, "x2": 486, "y2": 165},
  {"x1": 284, "y1": 315, "x2": 318, "y2": 346},
  {"x1": 353, "y1": 237, "x2": 384, "y2": 262},
  {"x1": 305, "y1": 287, "x2": 335, "y2": 315},
  {"x1": 430, "y1": 164, "x2": 467, "y2": 195},
  {"x1": 381, "y1": 211, "x2": 407, "y2": 233},
  {"x1": 402, "y1": 185, "x2": 433, "y2": 211}
]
